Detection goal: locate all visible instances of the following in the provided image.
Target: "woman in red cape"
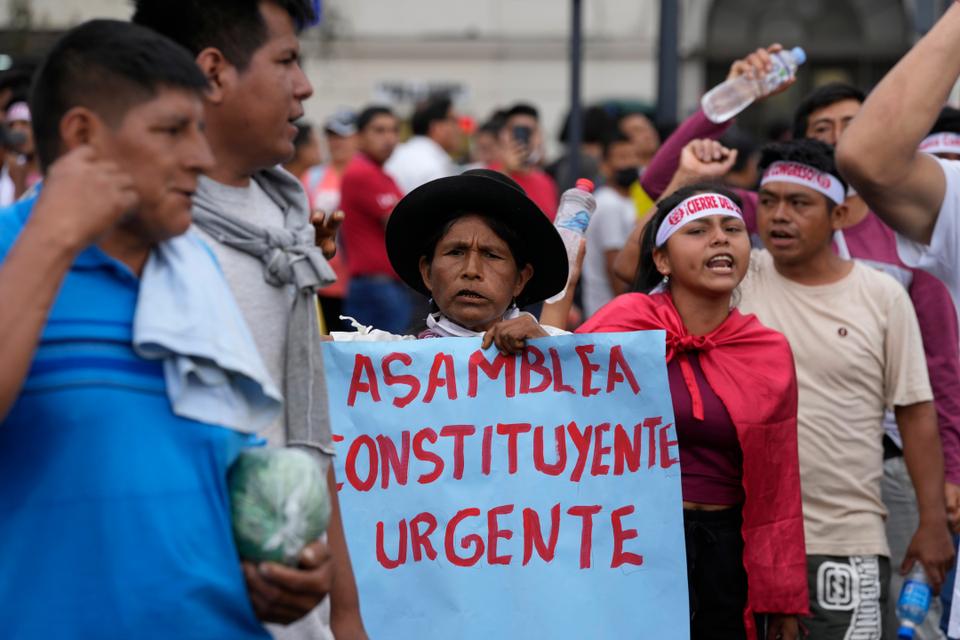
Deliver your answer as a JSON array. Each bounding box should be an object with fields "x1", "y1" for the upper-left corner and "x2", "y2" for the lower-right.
[{"x1": 578, "y1": 184, "x2": 808, "y2": 639}]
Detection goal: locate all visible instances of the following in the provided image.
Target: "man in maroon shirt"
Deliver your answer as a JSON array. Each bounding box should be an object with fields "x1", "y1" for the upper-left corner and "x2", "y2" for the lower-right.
[
  {"x1": 339, "y1": 105, "x2": 410, "y2": 333},
  {"x1": 490, "y1": 103, "x2": 559, "y2": 220}
]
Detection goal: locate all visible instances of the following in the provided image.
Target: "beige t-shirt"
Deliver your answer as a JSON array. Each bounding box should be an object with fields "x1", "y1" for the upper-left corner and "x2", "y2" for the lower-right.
[{"x1": 738, "y1": 250, "x2": 932, "y2": 557}]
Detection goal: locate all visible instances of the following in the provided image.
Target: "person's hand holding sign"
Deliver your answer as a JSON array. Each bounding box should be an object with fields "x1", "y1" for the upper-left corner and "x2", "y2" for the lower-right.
[
  {"x1": 482, "y1": 313, "x2": 548, "y2": 355},
  {"x1": 727, "y1": 43, "x2": 796, "y2": 100}
]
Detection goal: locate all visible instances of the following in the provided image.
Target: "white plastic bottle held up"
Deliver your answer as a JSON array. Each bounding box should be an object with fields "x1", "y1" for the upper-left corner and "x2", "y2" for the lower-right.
[
  {"x1": 701, "y1": 46, "x2": 807, "y2": 123},
  {"x1": 545, "y1": 178, "x2": 596, "y2": 304},
  {"x1": 896, "y1": 563, "x2": 933, "y2": 639}
]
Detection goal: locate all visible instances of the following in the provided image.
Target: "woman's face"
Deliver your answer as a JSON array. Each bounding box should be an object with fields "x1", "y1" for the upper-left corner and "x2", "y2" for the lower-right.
[
  {"x1": 653, "y1": 214, "x2": 750, "y2": 297},
  {"x1": 419, "y1": 215, "x2": 533, "y2": 332}
]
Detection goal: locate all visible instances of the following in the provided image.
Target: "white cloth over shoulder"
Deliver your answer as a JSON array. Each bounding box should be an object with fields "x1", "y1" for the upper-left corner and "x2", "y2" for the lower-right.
[
  {"x1": 133, "y1": 232, "x2": 282, "y2": 433},
  {"x1": 330, "y1": 316, "x2": 418, "y2": 342},
  {"x1": 331, "y1": 308, "x2": 568, "y2": 342},
  {"x1": 896, "y1": 156, "x2": 960, "y2": 316}
]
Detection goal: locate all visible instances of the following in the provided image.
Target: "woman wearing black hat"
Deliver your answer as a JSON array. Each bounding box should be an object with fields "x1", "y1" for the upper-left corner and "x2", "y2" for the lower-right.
[{"x1": 332, "y1": 169, "x2": 570, "y2": 349}]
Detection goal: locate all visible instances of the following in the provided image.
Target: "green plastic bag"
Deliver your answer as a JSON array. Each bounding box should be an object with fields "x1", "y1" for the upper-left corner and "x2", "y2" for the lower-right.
[{"x1": 228, "y1": 448, "x2": 331, "y2": 565}]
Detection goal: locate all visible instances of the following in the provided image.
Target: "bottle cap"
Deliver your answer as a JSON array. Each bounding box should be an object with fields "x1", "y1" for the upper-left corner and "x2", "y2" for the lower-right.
[
  {"x1": 575, "y1": 178, "x2": 595, "y2": 193},
  {"x1": 790, "y1": 47, "x2": 807, "y2": 66},
  {"x1": 897, "y1": 623, "x2": 916, "y2": 639}
]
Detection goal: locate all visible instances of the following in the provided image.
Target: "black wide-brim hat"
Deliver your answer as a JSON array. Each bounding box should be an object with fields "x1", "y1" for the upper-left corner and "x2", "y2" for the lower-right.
[{"x1": 386, "y1": 169, "x2": 568, "y2": 306}]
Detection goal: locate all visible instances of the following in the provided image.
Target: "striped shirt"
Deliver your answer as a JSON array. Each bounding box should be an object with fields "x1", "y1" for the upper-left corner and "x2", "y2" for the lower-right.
[{"x1": 0, "y1": 196, "x2": 269, "y2": 640}]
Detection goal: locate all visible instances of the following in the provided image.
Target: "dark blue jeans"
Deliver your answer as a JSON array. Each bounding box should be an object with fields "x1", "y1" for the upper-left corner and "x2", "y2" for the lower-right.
[{"x1": 344, "y1": 275, "x2": 413, "y2": 335}]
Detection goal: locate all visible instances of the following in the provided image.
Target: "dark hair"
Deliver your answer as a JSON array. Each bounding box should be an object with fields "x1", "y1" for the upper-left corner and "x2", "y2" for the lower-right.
[
  {"x1": 559, "y1": 104, "x2": 615, "y2": 145},
  {"x1": 757, "y1": 138, "x2": 847, "y2": 205},
  {"x1": 505, "y1": 102, "x2": 539, "y2": 122},
  {"x1": 356, "y1": 105, "x2": 395, "y2": 132},
  {"x1": 632, "y1": 183, "x2": 743, "y2": 294},
  {"x1": 930, "y1": 106, "x2": 960, "y2": 135},
  {"x1": 616, "y1": 110, "x2": 653, "y2": 129},
  {"x1": 720, "y1": 128, "x2": 758, "y2": 173},
  {"x1": 293, "y1": 121, "x2": 313, "y2": 148},
  {"x1": 422, "y1": 214, "x2": 529, "y2": 271},
  {"x1": 477, "y1": 109, "x2": 508, "y2": 137},
  {"x1": 0, "y1": 64, "x2": 36, "y2": 110},
  {"x1": 132, "y1": 0, "x2": 315, "y2": 71},
  {"x1": 601, "y1": 131, "x2": 633, "y2": 160},
  {"x1": 792, "y1": 82, "x2": 865, "y2": 140},
  {"x1": 618, "y1": 110, "x2": 670, "y2": 147},
  {"x1": 411, "y1": 95, "x2": 453, "y2": 137},
  {"x1": 476, "y1": 119, "x2": 502, "y2": 137},
  {"x1": 30, "y1": 19, "x2": 208, "y2": 171}
]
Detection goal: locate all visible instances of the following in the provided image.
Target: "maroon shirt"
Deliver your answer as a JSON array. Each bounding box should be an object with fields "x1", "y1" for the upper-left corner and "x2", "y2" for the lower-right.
[{"x1": 668, "y1": 353, "x2": 744, "y2": 505}]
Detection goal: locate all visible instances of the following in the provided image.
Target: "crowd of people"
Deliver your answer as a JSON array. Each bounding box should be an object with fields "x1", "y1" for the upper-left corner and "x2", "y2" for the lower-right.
[{"x1": 4, "y1": 0, "x2": 960, "y2": 639}]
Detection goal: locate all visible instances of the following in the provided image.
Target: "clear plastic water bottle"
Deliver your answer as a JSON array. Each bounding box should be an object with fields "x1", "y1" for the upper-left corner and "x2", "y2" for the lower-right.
[
  {"x1": 545, "y1": 178, "x2": 596, "y2": 304},
  {"x1": 701, "y1": 46, "x2": 807, "y2": 123},
  {"x1": 896, "y1": 564, "x2": 933, "y2": 639}
]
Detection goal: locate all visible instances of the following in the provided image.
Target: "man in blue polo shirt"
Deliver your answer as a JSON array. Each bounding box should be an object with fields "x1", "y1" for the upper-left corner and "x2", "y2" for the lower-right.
[{"x1": 0, "y1": 20, "x2": 331, "y2": 639}]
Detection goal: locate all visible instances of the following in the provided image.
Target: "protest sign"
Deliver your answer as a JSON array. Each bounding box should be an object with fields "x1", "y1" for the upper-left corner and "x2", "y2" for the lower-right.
[{"x1": 323, "y1": 332, "x2": 688, "y2": 639}]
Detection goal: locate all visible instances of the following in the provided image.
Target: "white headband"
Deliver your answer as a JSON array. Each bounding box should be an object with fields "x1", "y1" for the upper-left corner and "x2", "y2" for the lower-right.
[
  {"x1": 5, "y1": 101, "x2": 29, "y2": 123},
  {"x1": 655, "y1": 193, "x2": 743, "y2": 247},
  {"x1": 760, "y1": 161, "x2": 846, "y2": 204},
  {"x1": 920, "y1": 132, "x2": 960, "y2": 156}
]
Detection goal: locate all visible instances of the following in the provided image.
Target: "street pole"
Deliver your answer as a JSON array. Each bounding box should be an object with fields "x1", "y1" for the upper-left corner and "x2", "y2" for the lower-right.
[
  {"x1": 568, "y1": 0, "x2": 583, "y2": 181},
  {"x1": 656, "y1": 0, "x2": 679, "y2": 127},
  {"x1": 916, "y1": 0, "x2": 934, "y2": 36}
]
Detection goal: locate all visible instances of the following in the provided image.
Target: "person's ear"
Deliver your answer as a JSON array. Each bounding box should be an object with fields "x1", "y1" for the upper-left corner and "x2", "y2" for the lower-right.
[
  {"x1": 830, "y1": 201, "x2": 850, "y2": 231},
  {"x1": 652, "y1": 247, "x2": 671, "y2": 278},
  {"x1": 59, "y1": 106, "x2": 106, "y2": 154},
  {"x1": 419, "y1": 256, "x2": 435, "y2": 296},
  {"x1": 195, "y1": 47, "x2": 235, "y2": 105},
  {"x1": 513, "y1": 263, "x2": 535, "y2": 299}
]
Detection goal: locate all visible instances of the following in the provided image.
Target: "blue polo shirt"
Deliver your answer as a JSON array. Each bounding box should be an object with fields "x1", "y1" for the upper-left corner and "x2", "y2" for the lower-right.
[{"x1": 0, "y1": 196, "x2": 270, "y2": 640}]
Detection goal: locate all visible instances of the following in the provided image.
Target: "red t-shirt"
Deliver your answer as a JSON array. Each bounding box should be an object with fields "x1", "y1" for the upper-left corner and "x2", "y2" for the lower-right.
[
  {"x1": 488, "y1": 164, "x2": 559, "y2": 221},
  {"x1": 340, "y1": 153, "x2": 403, "y2": 279}
]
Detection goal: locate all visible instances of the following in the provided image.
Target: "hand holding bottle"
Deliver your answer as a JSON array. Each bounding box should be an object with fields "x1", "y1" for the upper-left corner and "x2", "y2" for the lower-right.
[
  {"x1": 703, "y1": 43, "x2": 805, "y2": 123},
  {"x1": 726, "y1": 44, "x2": 797, "y2": 99}
]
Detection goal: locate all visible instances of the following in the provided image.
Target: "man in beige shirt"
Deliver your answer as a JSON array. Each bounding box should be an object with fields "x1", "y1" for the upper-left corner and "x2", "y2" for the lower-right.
[{"x1": 736, "y1": 138, "x2": 954, "y2": 639}]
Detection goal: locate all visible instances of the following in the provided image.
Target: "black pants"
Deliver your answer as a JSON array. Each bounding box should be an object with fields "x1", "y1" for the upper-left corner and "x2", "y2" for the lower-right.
[{"x1": 684, "y1": 508, "x2": 750, "y2": 640}]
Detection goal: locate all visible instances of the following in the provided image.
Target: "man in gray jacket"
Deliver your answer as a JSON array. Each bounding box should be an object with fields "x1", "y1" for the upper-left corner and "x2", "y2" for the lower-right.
[{"x1": 132, "y1": 1, "x2": 365, "y2": 638}]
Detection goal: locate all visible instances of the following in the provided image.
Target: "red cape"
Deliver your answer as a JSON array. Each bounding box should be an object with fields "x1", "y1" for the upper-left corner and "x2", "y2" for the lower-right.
[{"x1": 578, "y1": 293, "x2": 809, "y2": 630}]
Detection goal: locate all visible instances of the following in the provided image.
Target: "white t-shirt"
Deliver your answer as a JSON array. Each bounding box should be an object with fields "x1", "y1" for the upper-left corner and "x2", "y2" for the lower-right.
[
  {"x1": 738, "y1": 250, "x2": 932, "y2": 557},
  {"x1": 897, "y1": 157, "x2": 960, "y2": 318},
  {"x1": 384, "y1": 135, "x2": 458, "y2": 194},
  {"x1": 583, "y1": 186, "x2": 636, "y2": 317}
]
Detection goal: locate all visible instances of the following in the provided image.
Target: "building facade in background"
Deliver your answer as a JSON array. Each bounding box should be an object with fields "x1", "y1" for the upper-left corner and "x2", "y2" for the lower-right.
[{"x1": 0, "y1": 0, "x2": 930, "y2": 147}]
